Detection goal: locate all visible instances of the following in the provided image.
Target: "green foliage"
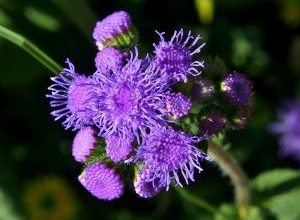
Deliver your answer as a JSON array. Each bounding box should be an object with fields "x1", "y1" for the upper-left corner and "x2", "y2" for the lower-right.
[{"x1": 252, "y1": 169, "x2": 300, "y2": 193}]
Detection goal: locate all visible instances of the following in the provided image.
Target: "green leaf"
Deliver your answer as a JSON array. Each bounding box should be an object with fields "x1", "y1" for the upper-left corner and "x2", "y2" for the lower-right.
[
  {"x1": 214, "y1": 204, "x2": 239, "y2": 220},
  {"x1": 252, "y1": 169, "x2": 300, "y2": 192},
  {"x1": 214, "y1": 204, "x2": 264, "y2": 220},
  {"x1": 263, "y1": 188, "x2": 300, "y2": 220}
]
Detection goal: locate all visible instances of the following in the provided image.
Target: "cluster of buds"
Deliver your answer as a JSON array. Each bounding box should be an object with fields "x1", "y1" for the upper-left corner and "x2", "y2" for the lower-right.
[{"x1": 46, "y1": 11, "x2": 253, "y2": 200}]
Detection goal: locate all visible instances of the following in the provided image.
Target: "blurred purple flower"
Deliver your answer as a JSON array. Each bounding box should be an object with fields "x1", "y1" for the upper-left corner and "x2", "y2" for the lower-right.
[{"x1": 269, "y1": 101, "x2": 300, "y2": 161}]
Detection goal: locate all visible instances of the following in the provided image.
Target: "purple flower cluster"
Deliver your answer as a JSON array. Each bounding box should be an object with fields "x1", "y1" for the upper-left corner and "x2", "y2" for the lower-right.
[
  {"x1": 269, "y1": 101, "x2": 300, "y2": 162},
  {"x1": 47, "y1": 11, "x2": 211, "y2": 200}
]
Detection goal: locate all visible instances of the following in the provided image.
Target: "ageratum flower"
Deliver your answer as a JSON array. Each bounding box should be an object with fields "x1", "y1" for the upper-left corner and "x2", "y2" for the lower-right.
[
  {"x1": 165, "y1": 92, "x2": 192, "y2": 120},
  {"x1": 191, "y1": 79, "x2": 214, "y2": 101},
  {"x1": 200, "y1": 111, "x2": 226, "y2": 135},
  {"x1": 78, "y1": 162, "x2": 124, "y2": 200},
  {"x1": 268, "y1": 101, "x2": 300, "y2": 162},
  {"x1": 47, "y1": 59, "x2": 96, "y2": 130},
  {"x1": 134, "y1": 127, "x2": 211, "y2": 189},
  {"x1": 153, "y1": 29, "x2": 205, "y2": 83},
  {"x1": 95, "y1": 47, "x2": 126, "y2": 75},
  {"x1": 93, "y1": 11, "x2": 137, "y2": 50},
  {"x1": 134, "y1": 168, "x2": 165, "y2": 198},
  {"x1": 222, "y1": 72, "x2": 252, "y2": 105},
  {"x1": 106, "y1": 133, "x2": 133, "y2": 162},
  {"x1": 72, "y1": 126, "x2": 97, "y2": 162},
  {"x1": 92, "y1": 49, "x2": 169, "y2": 142}
]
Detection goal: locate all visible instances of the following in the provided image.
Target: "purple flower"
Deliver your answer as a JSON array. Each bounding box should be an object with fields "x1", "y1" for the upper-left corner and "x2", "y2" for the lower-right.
[
  {"x1": 153, "y1": 29, "x2": 205, "y2": 83},
  {"x1": 93, "y1": 11, "x2": 137, "y2": 50},
  {"x1": 106, "y1": 133, "x2": 133, "y2": 162},
  {"x1": 165, "y1": 92, "x2": 192, "y2": 120},
  {"x1": 222, "y1": 73, "x2": 252, "y2": 105},
  {"x1": 134, "y1": 127, "x2": 211, "y2": 189},
  {"x1": 134, "y1": 168, "x2": 165, "y2": 198},
  {"x1": 47, "y1": 59, "x2": 96, "y2": 130},
  {"x1": 95, "y1": 47, "x2": 126, "y2": 75},
  {"x1": 269, "y1": 101, "x2": 300, "y2": 161},
  {"x1": 72, "y1": 126, "x2": 97, "y2": 162},
  {"x1": 78, "y1": 162, "x2": 124, "y2": 200},
  {"x1": 191, "y1": 79, "x2": 214, "y2": 101},
  {"x1": 201, "y1": 111, "x2": 226, "y2": 135},
  {"x1": 92, "y1": 49, "x2": 169, "y2": 141}
]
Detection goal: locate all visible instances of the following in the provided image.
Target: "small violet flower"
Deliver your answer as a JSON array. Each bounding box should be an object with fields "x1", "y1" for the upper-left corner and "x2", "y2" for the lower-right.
[
  {"x1": 47, "y1": 59, "x2": 96, "y2": 130},
  {"x1": 133, "y1": 127, "x2": 211, "y2": 189},
  {"x1": 222, "y1": 73, "x2": 252, "y2": 105},
  {"x1": 72, "y1": 126, "x2": 97, "y2": 162},
  {"x1": 165, "y1": 92, "x2": 192, "y2": 120},
  {"x1": 93, "y1": 11, "x2": 137, "y2": 50},
  {"x1": 95, "y1": 47, "x2": 126, "y2": 75},
  {"x1": 153, "y1": 29, "x2": 205, "y2": 83},
  {"x1": 134, "y1": 168, "x2": 165, "y2": 198},
  {"x1": 78, "y1": 162, "x2": 124, "y2": 200}
]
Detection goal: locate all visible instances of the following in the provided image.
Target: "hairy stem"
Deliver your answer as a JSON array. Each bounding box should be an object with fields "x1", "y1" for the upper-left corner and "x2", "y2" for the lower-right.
[
  {"x1": 208, "y1": 139, "x2": 250, "y2": 218},
  {"x1": 174, "y1": 186, "x2": 217, "y2": 214},
  {"x1": 0, "y1": 25, "x2": 62, "y2": 74}
]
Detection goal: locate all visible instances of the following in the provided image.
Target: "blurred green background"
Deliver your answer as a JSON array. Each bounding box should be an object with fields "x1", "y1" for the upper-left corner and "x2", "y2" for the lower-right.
[{"x1": 1, "y1": 0, "x2": 300, "y2": 219}]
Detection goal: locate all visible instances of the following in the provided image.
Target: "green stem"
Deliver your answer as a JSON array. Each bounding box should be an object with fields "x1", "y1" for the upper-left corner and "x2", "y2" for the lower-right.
[
  {"x1": 0, "y1": 25, "x2": 62, "y2": 74},
  {"x1": 208, "y1": 139, "x2": 250, "y2": 219},
  {"x1": 174, "y1": 186, "x2": 217, "y2": 214}
]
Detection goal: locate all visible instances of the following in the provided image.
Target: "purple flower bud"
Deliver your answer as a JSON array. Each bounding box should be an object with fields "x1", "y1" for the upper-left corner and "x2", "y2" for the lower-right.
[
  {"x1": 268, "y1": 101, "x2": 300, "y2": 162},
  {"x1": 165, "y1": 92, "x2": 192, "y2": 120},
  {"x1": 72, "y1": 127, "x2": 97, "y2": 162},
  {"x1": 153, "y1": 29, "x2": 205, "y2": 83},
  {"x1": 47, "y1": 59, "x2": 97, "y2": 130},
  {"x1": 94, "y1": 47, "x2": 126, "y2": 74},
  {"x1": 93, "y1": 11, "x2": 137, "y2": 50},
  {"x1": 191, "y1": 79, "x2": 214, "y2": 101},
  {"x1": 78, "y1": 162, "x2": 124, "y2": 200},
  {"x1": 134, "y1": 127, "x2": 211, "y2": 189},
  {"x1": 134, "y1": 168, "x2": 165, "y2": 198},
  {"x1": 201, "y1": 111, "x2": 226, "y2": 135},
  {"x1": 222, "y1": 73, "x2": 252, "y2": 105},
  {"x1": 106, "y1": 134, "x2": 133, "y2": 162}
]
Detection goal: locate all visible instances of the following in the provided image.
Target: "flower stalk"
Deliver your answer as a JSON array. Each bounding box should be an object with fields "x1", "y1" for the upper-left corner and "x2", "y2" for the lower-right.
[
  {"x1": 0, "y1": 25, "x2": 62, "y2": 74},
  {"x1": 208, "y1": 139, "x2": 250, "y2": 219}
]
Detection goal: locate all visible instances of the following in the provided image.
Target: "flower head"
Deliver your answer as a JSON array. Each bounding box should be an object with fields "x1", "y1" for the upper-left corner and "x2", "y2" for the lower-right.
[
  {"x1": 95, "y1": 47, "x2": 126, "y2": 74},
  {"x1": 269, "y1": 101, "x2": 300, "y2": 161},
  {"x1": 93, "y1": 11, "x2": 137, "y2": 50},
  {"x1": 134, "y1": 127, "x2": 211, "y2": 189},
  {"x1": 200, "y1": 111, "x2": 226, "y2": 135},
  {"x1": 47, "y1": 59, "x2": 96, "y2": 130},
  {"x1": 78, "y1": 162, "x2": 124, "y2": 200},
  {"x1": 106, "y1": 133, "x2": 133, "y2": 162},
  {"x1": 165, "y1": 92, "x2": 192, "y2": 120},
  {"x1": 92, "y1": 49, "x2": 169, "y2": 141},
  {"x1": 72, "y1": 126, "x2": 97, "y2": 162},
  {"x1": 192, "y1": 79, "x2": 214, "y2": 101},
  {"x1": 222, "y1": 73, "x2": 252, "y2": 105},
  {"x1": 134, "y1": 168, "x2": 165, "y2": 198},
  {"x1": 153, "y1": 29, "x2": 205, "y2": 83}
]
